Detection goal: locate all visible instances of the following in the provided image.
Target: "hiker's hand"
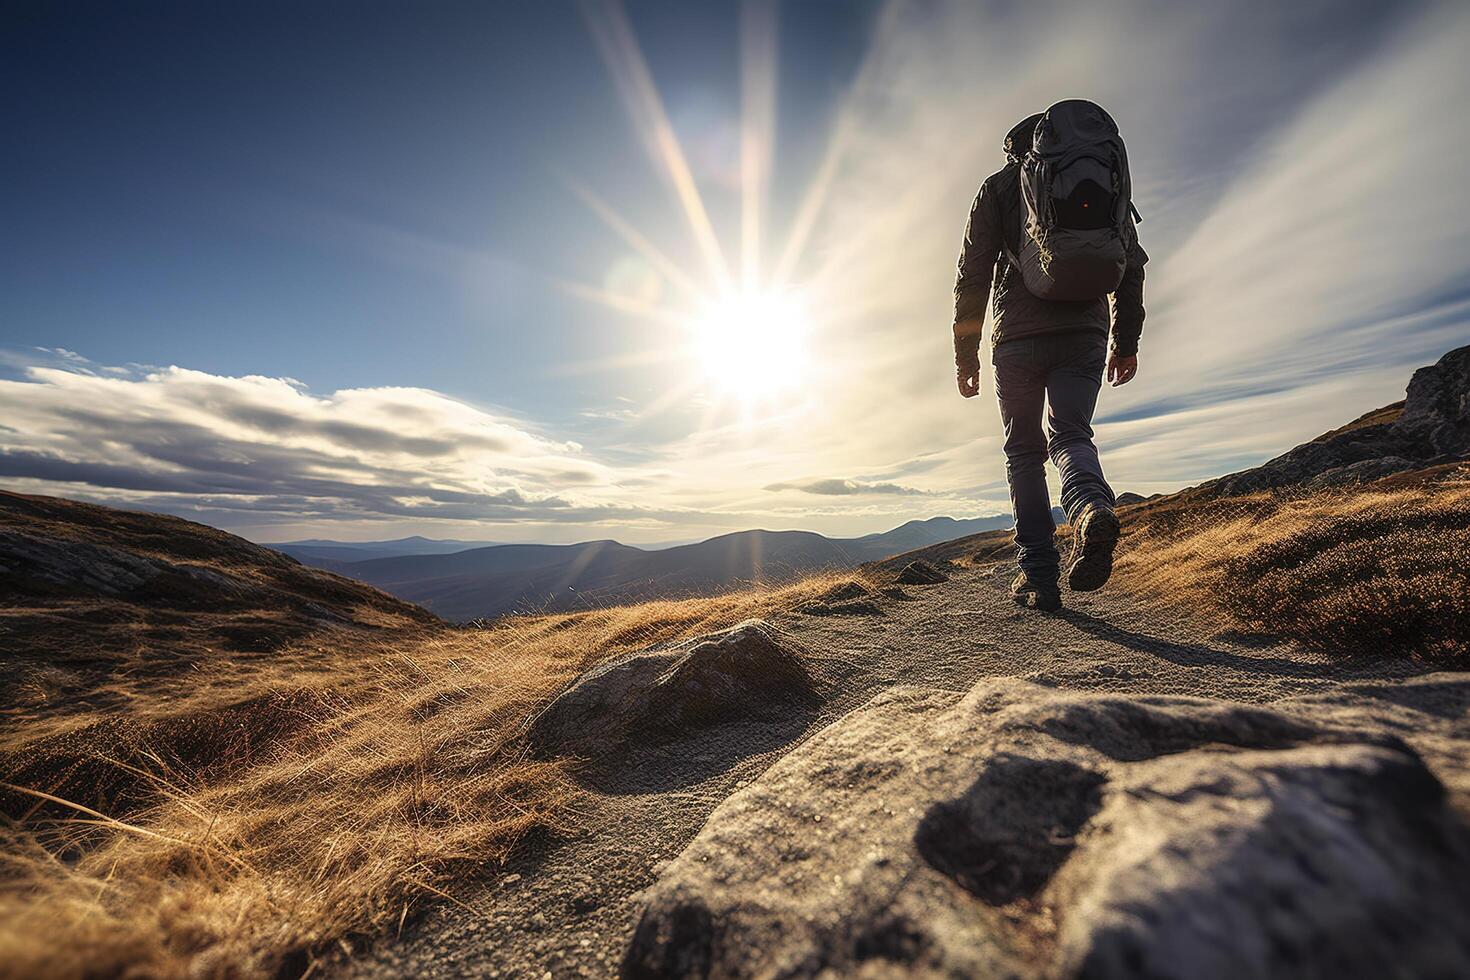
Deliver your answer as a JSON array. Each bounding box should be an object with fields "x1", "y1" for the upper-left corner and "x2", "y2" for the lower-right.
[
  {"x1": 1107, "y1": 354, "x2": 1137, "y2": 386},
  {"x1": 957, "y1": 360, "x2": 981, "y2": 398},
  {"x1": 953, "y1": 319, "x2": 983, "y2": 398}
]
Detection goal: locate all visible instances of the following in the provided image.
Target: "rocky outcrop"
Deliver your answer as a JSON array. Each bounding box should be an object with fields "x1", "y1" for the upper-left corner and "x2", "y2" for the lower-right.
[
  {"x1": 0, "y1": 528, "x2": 256, "y2": 603},
  {"x1": 1196, "y1": 344, "x2": 1470, "y2": 499},
  {"x1": 525, "y1": 620, "x2": 818, "y2": 761},
  {"x1": 895, "y1": 560, "x2": 948, "y2": 585},
  {"x1": 1399, "y1": 344, "x2": 1470, "y2": 455},
  {"x1": 623, "y1": 679, "x2": 1470, "y2": 978}
]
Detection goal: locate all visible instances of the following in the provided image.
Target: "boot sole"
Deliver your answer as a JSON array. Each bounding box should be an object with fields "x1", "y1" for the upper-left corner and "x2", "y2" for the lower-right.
[
  {"x1": 1012, "y1": 589, "x2": 1062, "y2": 612},
  {"x1": 1066, "y1": 508, "x2": 1120, "y2": 592}
]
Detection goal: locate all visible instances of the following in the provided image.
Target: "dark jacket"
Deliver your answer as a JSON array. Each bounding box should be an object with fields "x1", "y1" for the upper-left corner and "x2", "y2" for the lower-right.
[{"x1": 953, "y1": 161, "x2": 1148, "y2": 357}]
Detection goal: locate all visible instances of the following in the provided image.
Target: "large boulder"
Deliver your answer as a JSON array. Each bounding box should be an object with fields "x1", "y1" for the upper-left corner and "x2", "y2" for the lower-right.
[
  {"x1": 623, "y1": 679, "x2": 1470, "y2": 978},
  {"x1": 525, "y1": 620, "x2": 818, "y2": 761}
]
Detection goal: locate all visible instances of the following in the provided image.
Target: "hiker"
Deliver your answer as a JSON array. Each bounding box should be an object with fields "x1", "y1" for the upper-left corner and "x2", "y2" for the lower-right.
[{"x1": 952, "y1": 100, "x2": 1147, "y2": 611}]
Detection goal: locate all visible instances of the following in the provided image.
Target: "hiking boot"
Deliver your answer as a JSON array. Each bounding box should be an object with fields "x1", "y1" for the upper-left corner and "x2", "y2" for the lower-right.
[
  {"x1": 1010, "y1": 571, "x2": 1062, "y2": 612},
  {"x1": 1066, "y1": 501, "x2": 1121, "y2": 592}
]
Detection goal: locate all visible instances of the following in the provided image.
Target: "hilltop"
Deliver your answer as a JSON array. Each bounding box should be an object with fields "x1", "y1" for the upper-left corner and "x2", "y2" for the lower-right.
[
  {"x1": 0, "y1": 489, "x2": 437, "y2": 700},
  {"x1": 0, "y1": 345, "x2": 1467, "y2": 978}
]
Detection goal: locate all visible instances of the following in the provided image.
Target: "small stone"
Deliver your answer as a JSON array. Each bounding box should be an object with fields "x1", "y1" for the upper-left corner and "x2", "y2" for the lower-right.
[{"x1": 895, "y1": 560, "x2": 949, "y2": 586}]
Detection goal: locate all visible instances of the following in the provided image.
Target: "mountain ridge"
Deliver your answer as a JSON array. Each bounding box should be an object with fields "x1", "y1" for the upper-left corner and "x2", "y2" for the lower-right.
[{"x1": 305, "y1": 512, "x2": 1049, "y2": 621}]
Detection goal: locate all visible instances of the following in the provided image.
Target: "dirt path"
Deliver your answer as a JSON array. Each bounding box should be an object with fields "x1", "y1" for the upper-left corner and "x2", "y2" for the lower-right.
[{"x1": 349, "y1": 561, "x2": 1468, "y2": 978}]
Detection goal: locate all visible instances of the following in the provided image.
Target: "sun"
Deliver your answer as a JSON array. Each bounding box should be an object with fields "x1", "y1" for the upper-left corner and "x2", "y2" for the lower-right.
[
  {"x1": 558, "y1": 3, "x2": 837, "y2": 420},
  {"x1": 690, "y1": 289, "x2": 811, "y2": 399}
]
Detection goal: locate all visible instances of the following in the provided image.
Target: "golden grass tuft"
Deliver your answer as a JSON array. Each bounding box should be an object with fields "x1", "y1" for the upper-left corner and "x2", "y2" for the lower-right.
[
  {"x1": 0, "y1": 571, "x2": 866, "y2": 979},
  {"x1": 1113, "y1": 476, "x2": 1470, "y2": 661}
]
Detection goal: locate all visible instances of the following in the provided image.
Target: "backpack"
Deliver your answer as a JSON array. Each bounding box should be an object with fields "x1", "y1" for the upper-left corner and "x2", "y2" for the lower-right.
[{"x1": 1011, "y1": 100, "x2": 1138, "y2": 302}]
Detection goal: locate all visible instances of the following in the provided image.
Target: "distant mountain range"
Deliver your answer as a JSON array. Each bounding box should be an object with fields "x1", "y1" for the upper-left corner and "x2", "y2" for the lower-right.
[
  {"x1": 267, "y1": 536, "x2": 501, "y2": 565},
  {"x1": 270, "y1": 513, "x2": 1052, "y2": 622}
]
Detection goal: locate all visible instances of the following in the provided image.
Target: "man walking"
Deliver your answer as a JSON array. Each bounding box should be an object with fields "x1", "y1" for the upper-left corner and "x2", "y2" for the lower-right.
[{"x1": 953, "y1": 101, "x2": 1147, "y2": 612}]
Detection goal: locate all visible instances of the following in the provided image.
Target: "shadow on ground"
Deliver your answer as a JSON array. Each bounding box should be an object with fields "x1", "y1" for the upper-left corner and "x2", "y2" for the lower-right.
[
  {"x1": 570, "y1": 711, "x2": 823, "y2": 795},
  {"x1": 1059, "y1": 608, "x2": 1390, "y2": 680}
]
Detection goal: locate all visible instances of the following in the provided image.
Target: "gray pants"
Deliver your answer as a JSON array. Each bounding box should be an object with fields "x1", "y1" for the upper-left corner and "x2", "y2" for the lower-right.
[{"x1": 992, "y1": 332, "x2": 1115, "y2": 581}]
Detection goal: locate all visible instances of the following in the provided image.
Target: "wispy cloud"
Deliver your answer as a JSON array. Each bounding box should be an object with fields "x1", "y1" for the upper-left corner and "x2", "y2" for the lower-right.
[{"x1": 763, "y1": 477, "x2": 932, "y2": 496}]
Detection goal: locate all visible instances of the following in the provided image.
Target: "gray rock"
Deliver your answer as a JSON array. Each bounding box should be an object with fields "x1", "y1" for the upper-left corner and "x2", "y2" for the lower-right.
[
  {"x1": 895, "y1": 560, "x2": 949, "y2": 585},
  {"x1": 525, "y1": 620, "x2": 817, "y2": 761},
  {"x1": 1049, "y1": 741, "x2": 1467, "y2": 978},
  {"x1": 623, "y1": 679, "x2": 1470, "y2": 979},
  {"x1": 1399, "y1": 344, "x2": 1470, "y2": 455}
]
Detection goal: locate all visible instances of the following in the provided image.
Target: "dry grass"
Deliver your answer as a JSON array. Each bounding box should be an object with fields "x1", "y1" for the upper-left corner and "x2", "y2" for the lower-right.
[
  {"x1": 1112, "y1": 474, "x2": 1470, "y2": 661},
  {"x1": 0, "y1": 571, "x2": 864, "y2": 979}
]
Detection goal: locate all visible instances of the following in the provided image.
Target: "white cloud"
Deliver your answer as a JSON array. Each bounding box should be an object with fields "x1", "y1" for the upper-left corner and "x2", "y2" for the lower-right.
[
  {"x1": 763, "y1": 477, "x2": 933, "y2": 496},
  {"x1": 0, "y1": 364, "x2": 664, "y2": 530}
]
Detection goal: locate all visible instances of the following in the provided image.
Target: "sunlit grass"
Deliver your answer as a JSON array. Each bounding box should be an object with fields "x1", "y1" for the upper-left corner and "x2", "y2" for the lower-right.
[
  {"x1": 1112, "y1": 477, "x2": 1470, "y2": 661},
  {"x1": 0, "y1": 571, "x2": 868, "y2": 979}
]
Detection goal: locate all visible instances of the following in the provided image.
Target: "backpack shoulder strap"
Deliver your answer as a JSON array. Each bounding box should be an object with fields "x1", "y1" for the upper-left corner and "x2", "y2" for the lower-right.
[{"x1": 998, "y1": 161, "x2": 1026, "y2": 267}]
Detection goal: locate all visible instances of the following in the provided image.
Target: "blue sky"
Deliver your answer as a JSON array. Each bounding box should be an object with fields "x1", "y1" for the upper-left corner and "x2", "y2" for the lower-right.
[
  {"x1": 3, "y1": 0, "x2": 1468, "y2": 542},
  {"x1": 3, "y1": 2, "x2": 871, "y2": 403}
]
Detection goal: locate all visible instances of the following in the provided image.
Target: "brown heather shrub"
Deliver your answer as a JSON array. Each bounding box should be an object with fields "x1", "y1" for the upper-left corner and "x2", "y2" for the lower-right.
[
  {"x1": 0, "y1": 571, "x2": 865, "y2": 979},
  {"x1": 1113, "y1": 477, "x2": 1470, "y2": 662}
]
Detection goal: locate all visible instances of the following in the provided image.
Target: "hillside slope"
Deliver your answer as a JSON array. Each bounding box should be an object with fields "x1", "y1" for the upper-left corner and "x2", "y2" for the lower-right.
[
  {"x1": 0, "y1": 491, "x2": 869, "y2": 979},
  {"x1": 874, "y1": 343, "x2": 1470, "y2": 576},
  {"x1": 0, "y1": 490, "x2": 437, "y2": 700}
]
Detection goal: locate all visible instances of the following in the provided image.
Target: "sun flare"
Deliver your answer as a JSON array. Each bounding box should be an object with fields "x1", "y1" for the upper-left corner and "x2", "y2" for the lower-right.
[
  {"x1": 690, "y1": 290, "x2": 811, "y2": 399},
  {"x1": 562, "y1": 2, "x2": 833, "y2": 421}
]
